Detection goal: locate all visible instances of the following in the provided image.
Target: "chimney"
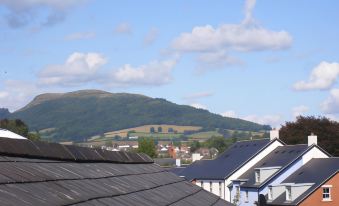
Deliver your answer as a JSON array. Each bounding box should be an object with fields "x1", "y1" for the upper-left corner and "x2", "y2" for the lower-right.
[
  {"x1": 308, "y1": 133, "x2": 317, "y2": 146},
  {"x1": 175, "y1": 158, "x2": 181, "y2": 167},
  {"x1": 270, "y1": 129, "x2": 279, "y2": 140}
]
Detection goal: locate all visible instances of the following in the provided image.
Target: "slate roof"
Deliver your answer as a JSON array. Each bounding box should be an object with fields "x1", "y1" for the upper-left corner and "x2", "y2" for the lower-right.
[
  {"x1": 267, "y1": 158, "x2": 339, "y2": 206},
  {"x1": 0, "y1": 137, "x2": 233, "y2": 206},
  {"x1": 173, "y1": 139, "x2": 278, "y2": 180},
  {"x1": 238, "y1": 144, "x2": 309, "y2": 188}
]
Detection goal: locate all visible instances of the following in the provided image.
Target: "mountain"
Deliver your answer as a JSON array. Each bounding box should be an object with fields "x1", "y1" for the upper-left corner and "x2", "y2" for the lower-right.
[{"x1": 5, "y1": 90, "x2": 270, "y2": 142}]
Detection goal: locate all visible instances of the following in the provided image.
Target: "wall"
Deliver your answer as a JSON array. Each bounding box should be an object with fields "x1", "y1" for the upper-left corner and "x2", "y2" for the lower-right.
[
  {"x1": 196, "y1": 180, "x2": 224, "y2": 199},
  {"x1": 230, "y1": 184, "x2": 258, "y2": 206},
  {"x1": 224, "y1": 140, "x2": 283, "y2": 201},
  {"x1": 300, "y1": 173, "x2": 339, "y2": 206},
  {"x1": 302, "y1": 146, "x2": 329, "y2": 164}
]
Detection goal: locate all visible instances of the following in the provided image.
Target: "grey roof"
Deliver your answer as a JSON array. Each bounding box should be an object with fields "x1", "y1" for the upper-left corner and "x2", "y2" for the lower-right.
[
  {"x1": 0, "y1": 137, "x2": 233, "y2": 206},
  {"x1": 238, "y1": 144, "x2": 309, "y2": 188},
  {"x1": 267, "y1": 158, "x2": 339, "y2": 206},
  {"x1": 174, "y1": 139, "x2": 278, "y2": 180}
]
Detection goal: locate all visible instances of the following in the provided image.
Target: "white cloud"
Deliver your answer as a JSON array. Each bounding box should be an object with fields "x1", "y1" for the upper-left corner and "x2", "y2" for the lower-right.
[
  {"x1": 114, "y1": 22, "x2": 132, "y2": 34},
  {"x1": 107, "y1": 59, "x2": 177, "y2": 87},
  {"x1": 183, "y1": 92, "x2": 213, "y2": 100},
  {"x1": 37, "y1": 52, "x2": 177, "y2": 88},
  {"x1": 65, "y1": 32, "x2": 96, "y2": 41},
  {"x1": 196, "y1": 50, "x2": 244, "y2": 71},
  {"x1": 294, "y1": 62, "x2": 339, "y2": 91},
  {"x1": 143, "y1": 28, "x2": 159, "y2": 46},
  {"x1": 242, "y1": 0, "x2": 256, "y2": 25},
  {"x1": 172, "y1": 24, "x2": 292, "y2": 53},
  {"x1": 38, "y1": 52, "x2": 107, "y2": 86},
  {"x1": 243, "y1": 114, "x2": 282, "y2": 127},
  {"x1": 0, "y1": 80, "x2": 41, "y2": 111},
  {"x1": 0, "y1": 0, "x2": 86, "y2": 28},
  {"x1": 292, "y1": 105, "x2": 309, "y2": 118},
  {"x1": 190, "y1": 103, "x2": 207, "y2": 110},
  {"x1": 170, "y1": 0, "x2": 292, "y2": 70},
  {"x1": 321, "y1": 88, "x2": 339, "y2": 114},
  {"x1": 221, "y1": 110, "x2": 237, "y2": 118}
]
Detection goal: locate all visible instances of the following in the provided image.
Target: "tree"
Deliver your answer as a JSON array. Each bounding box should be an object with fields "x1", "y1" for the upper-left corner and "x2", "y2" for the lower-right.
[
  {"x1": 280, "y1": 116, "x2": 339, "y2": 156},
  {"x1": 138, "y1": 138, "x2": 157, "y2": 158},
  {"x1": 205, "y1": 136, "x2": 230, "y2": 153},
  {"x1": 190, "y1": 141, "x2": 201, "y2": 153},
  {"x1": 157, "y1": 126, "x2": 162, "y2": 133},
  {"x1": 0, "y1": 119, "x2": 40, "y2": 141}
]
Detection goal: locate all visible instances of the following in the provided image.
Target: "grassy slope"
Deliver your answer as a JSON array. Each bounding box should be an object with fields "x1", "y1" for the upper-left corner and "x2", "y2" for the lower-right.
[{"x1": 10, "y1": 90, "x2": 270, "y2": 142}]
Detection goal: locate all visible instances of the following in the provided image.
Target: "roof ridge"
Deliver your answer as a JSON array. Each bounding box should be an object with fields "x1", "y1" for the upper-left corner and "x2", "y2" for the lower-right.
[{"x1": 0, "y1": 137, "x2": 153, "y2": 164}]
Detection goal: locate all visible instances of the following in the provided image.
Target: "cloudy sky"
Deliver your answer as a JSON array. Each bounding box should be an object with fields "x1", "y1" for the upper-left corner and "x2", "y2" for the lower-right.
[{"x1": 0, "y1": 0, "x2": 338, "y2": 127}]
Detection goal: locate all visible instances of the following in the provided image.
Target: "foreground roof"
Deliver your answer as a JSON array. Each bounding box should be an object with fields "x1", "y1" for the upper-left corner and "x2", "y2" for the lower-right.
[
  {"x1": 0, "y1": 138, "x2": 232, "y2": 206},
  {"x1": 268, "y1": 158, "x2": 339, "y2": 206},
  {"x1": 174, "y1": 139, "x2": 276, "y2": 180},
  {"x1": 238, "y1": 144, "x2": 309, "y2": 188}
]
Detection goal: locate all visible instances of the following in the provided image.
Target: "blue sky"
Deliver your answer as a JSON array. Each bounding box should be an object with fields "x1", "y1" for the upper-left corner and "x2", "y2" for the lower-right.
[{"x1": 0, "y1": 0, "x2": 339, "y2": 127}]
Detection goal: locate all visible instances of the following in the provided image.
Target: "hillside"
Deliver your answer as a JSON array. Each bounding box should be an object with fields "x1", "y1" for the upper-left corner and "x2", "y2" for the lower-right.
[{"x1": 4, "y1": 90, "x2": 270, "y2": 142}]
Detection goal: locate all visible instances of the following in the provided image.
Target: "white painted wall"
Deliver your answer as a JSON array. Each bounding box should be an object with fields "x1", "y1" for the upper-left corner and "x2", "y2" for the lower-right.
[
  {"x1": 302, "y1": 146, "x2": 328, "y2": 164},
  {"x1": 196, "y1": 180, "x2": 224, "y2": 198},
  {"x1": 225, "y1": 139, "x2": 283, "y2": 201}
]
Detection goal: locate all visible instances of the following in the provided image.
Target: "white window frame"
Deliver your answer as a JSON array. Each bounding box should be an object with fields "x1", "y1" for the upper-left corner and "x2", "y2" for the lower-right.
[
  {"x1": 286, "y1": 186, "x2": 292, "y2": 201},
  {"x1": 322, "y1": 185, "x2": 332, "y2": 201},
  {"x1": 219, "y1": 182, "x2": 222, "y2": 197},
  {"x1": 268, "y1": 187, "x2": 273, "y2": 200},
  {"x1": 245, "y1": 190, "x2": 249, "y2": 203},
  {"x1": 255, "y1": 170, "x2": 260, "y2": 183}
]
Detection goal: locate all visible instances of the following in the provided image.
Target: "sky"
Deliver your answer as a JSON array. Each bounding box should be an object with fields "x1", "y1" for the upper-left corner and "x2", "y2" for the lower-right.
[{"x1": 0, "y1": 0, "x2": 339, "y2": 128}]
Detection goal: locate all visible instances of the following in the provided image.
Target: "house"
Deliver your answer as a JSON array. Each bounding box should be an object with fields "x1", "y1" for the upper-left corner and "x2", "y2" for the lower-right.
[
  {"x1": 172, "y1": 130, "x2": 284, "y2": 201},
  {"x1": 230, "y1": 134, "x2": 330, "y2": 205},
  {"x1": 266, "y1": 158, "x2": 339, "y2": 206},
  {"x1": 0, "y1": 137, "x2": 234, "y2": 206},
  {"x1": 0, "y1": 128, "x2": 27, "y2": 139}
]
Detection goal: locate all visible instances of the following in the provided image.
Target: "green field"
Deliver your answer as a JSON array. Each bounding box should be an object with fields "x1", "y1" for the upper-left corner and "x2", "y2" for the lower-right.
[
  {"x1": 188, "y1": 131, "x2": 222, "y2": 139},
  {"x1": 129, "y1": 132, "x2": 182, "y2": 139}
]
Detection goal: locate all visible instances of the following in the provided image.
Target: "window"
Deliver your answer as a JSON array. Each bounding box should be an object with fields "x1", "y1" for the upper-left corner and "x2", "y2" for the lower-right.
[
  {"x1": 245, "y1": 190, "x2": 249, "y2": 202},
  {"x1": 255, "y1": 170, "x2": 260, "y2": 183},
  {"x1": 219, "y1": 182, "x2": 222, "y2": 197},
  {"x1": 286, "y1": 187, "x2": 292, "y2": 201},
  {"x1": 210, "y1": 182, "x2": 212, "y2": 192},
  {"x1": 268, "y1": 187, "x2": 273, "y2": 200},
  {"x1": 322, "y1": 186, "x2": 332, "y2": 201}
]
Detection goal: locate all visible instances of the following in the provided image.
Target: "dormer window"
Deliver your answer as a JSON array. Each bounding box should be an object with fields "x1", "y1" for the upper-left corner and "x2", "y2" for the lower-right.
[
  {"x1": 322, "y1": 185, "x2": 332, "y2": 201},
  {"x1": 255, "y1": 170, "x2": 260, "y2": 183}
]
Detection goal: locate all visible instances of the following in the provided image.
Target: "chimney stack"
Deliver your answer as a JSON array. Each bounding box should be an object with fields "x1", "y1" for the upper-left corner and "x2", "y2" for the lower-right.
[
  {"x1": 308, "y1": 133, "x2": 317, "y2": 146},
  {"x1": 270, "y1": 129, "x2": 279, "y2": 140}
]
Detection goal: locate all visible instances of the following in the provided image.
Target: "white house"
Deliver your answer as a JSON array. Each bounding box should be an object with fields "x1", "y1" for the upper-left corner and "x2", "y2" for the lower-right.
[{"x1": 173, "y1": 130, "x2": 284, "y2": 201}]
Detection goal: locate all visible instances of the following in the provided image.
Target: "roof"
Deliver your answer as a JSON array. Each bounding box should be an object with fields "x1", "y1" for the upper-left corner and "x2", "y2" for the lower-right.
[
  {"x1": 0, "y1": 137, "x2": 233, "y2": 206},
  {"x1": 267, "y1": 158, "x2": 339, "y2": 206},
  {"x1": 238, "y1": 144, "x2": 309, "y2": 188},
  {"x1": 0, "y1": 128, "x2": 27, "y2": 139},
  {"x1": 175, "y1": 138, "x2": 278, "y2": 180}
]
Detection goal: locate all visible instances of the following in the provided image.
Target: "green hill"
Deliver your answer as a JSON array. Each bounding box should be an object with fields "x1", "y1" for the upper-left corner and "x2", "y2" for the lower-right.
[{"x1": 3, "y1": 90, "x2": 270, "y2": 142}]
